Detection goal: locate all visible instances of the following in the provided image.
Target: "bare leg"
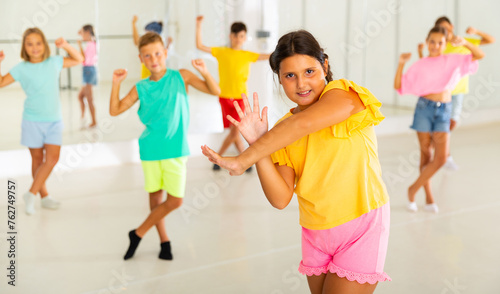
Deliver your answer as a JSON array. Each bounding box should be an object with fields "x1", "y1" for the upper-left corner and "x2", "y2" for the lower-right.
[
  {"x1": 85, "y1": 84, "x2": 97, "y2": 127},
  {"x1": 408, "y1": 132, "x2": 449, "y2": 202},
  {"x1": 135, "y1": 193, "x2": 183, "y2": 238},
  {"x1": 149, "y1": 190, "x2": 169, "y2": 242},
  {"x1": 29, "y1": 148, "x2": 48, "y2": 197},
  {"x1": 322, "y1": 273, "x2": 377, "y2": 294},
  {"x1": 307, "y1": 274, "x2": 326, "y2": 294},
  {"x1": 217, "y1": 125, "x2": 240, "y2": 155},
  {"x1": 449, "y1": 119, "x2": 457, "y2": 131},
  {"x1": 78, "y1": 87, "x2": 86, "y2": 119},
  {"x1": 29, "y1": 144, "x2": 60, "y2": 198},
  {"x1": 410, "y1": 132, "x2": 433, "y2": 203}
]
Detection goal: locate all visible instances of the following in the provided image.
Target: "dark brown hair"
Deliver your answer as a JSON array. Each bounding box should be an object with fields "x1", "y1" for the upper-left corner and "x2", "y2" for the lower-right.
[
  {"x1": 82, "y1": 24, "x2": 95, "y2": 37},
  {"x1": 20, "y1": 28, "x2": 50, "y2": 62},
  {"x1": 426, "y1": 26, "x2": 447, "y2": 40},
  {"x1": 435, "y1": 16, "x2": 452, "y2": 27},
  {"x1": 138, "y1": 32, "x2": 164, "y2": 51},
  {"x1": 230, "y1": 22, "x2": 247, "y2": 34},
  {"x1": 269, "y1": 30, "x2": 333, "y2": 82}
]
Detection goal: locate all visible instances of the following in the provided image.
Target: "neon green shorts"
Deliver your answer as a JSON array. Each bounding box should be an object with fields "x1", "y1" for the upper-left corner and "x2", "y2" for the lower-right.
[{"x1": 141, "y1": 157, "x2": 188, "y2": 197}]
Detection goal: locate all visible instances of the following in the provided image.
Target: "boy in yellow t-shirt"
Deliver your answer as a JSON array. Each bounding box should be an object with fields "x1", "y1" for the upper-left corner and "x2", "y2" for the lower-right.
[
  {"x1": 196, "y1": 15, "x2": 270, "y2": 171},
  {"x1": 418, "y1": 16, "x2": 495, "y2": 170}
]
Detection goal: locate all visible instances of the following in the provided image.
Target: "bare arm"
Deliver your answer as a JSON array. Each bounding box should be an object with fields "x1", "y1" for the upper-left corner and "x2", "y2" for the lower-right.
[
  {"x1": 180, "y1": 59, "x2": 220, "y2": 96},
  {"x1": 216, "y1": 88, "x2": 366, "y2": 173},
  {"x1": 454, "y1": 37, "x2": 485, "y2": 61},
  {"x1": 417, "y1": 43, "x2": 424, "y2": 59},
  {"x1": 0, "y1": 51, "x2": 16, "y2": 88},
  {"x1": 196, "y1": 16, "x2": 212, "y2": 53},
  {"x1": 77, "y1": 40, "x2": 85, "y2": 62},
  {"x1": 466, "y1": 26, "x2": 495, "y2": 45},
  {"x1": 256, "y1": 159, "x2": 295, "y2": 209},
  {"x1": 109, "y1": 69, "x2": 139, "y2": 116},
  {"x1": 132, "y1": 15, "x2": 140, "y2": 46},
  {"x1": 55, "y1": 38, "x2": 84, "y2": 68},
  {"x1": 394, "y1": 53, "x2": 411, "y2": 90},
  {"x1": 257, "y1": 53, "x2": 271, "y2": 60}
]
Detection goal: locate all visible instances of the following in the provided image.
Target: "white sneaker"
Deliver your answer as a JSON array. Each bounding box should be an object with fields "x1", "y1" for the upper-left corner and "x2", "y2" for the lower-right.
[
  {"x1": 444, "y1": 155, "x2": 459, "y2": 171},
  {"x1": 41, "y1": 196, "x2": 60, "y2": 210},
  {"x1": 424, "y1": 203, "x2": 439, "y2": 213},
  {"x1": 23, "y1": 191, "x2": 36, "y2": 215},
  {"x1": 407, "y1": 202, "x2": 418, "y2": 212}
]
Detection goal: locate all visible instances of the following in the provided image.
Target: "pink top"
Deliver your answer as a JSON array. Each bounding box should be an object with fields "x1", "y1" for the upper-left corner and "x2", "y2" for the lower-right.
[
  {"x1": 398, "y1": 54, "x2": 478, "y2": 96},
  {"x1": 83, "y1": 41, "x2": 98, "y2": 66}
]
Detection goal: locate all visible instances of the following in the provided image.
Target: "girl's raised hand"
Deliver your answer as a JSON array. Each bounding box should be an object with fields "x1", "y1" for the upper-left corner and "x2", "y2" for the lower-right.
[
  {"x1": 191, "y1": 59, "x2": 207, "y2": 74},
  {"x1": 113, "y1": 69, "x2": 128, "y2": 84},
  {"x1": 450, "y1": 36, "x2": 466, "y2": 47},
  {"x1": 201, "y1": 145, "x2": 245, "y2": 175},
  {"x1": 399, "y1": 52, "x2": 411, "y2": 63},
  {"x1": 466, "y1": 26, "x2": 477, "y2": 35},
  {"x1": 228, "y1": 92, "x2": 268, "y2": 145},
  {"x1": 0, "y1": 51, "x2": 5, "y2": 62},
  {"x1": 55, "y1": 37, "x2": 68, "y2": 48},
  {"x1": 196, "y1": 15, "x2": 204, "y2": 23},
  {"x1": 132, "y1": 15, "x2": 138, "y2": 23}
]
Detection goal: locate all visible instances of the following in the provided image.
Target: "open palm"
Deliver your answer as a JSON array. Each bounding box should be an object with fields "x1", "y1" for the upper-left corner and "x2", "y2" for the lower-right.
[{"x1": 228, "y1": 92, "x2": 268, "y2": 145}]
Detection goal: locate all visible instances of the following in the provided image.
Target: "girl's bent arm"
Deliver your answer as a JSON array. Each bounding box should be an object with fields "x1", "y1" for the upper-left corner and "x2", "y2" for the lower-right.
[
  {"x1": 236, "y1": 88, "x2": 366, "y2": 169},
  {"x1": 463, "y1": 40, "x2": 485, "y2": 61},
  {"x1": 0, "y1": 73, "x2": 15, "y2": 88},
  {"x1": 256, "y1": 157, "x2": 295, "y2": 210},
  {"x1": 57, "y1": 38, "x2": 84, "y2": 68}
]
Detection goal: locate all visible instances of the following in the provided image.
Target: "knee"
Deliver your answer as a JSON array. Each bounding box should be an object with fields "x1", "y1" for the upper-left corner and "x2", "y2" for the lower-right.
[
  {"x1": 434, "y1": 155, "x2": 447, "y2": 167},
  {"x1": 45, "y1": 155, "x2": 60, "y2": 167},
  {"x1": 168, "y1": 197, "x2": 183, "y2": 210}
]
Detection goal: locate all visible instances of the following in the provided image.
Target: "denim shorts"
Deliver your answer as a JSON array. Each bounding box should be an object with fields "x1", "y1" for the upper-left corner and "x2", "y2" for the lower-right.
[
  {"x1": 450, "y1": 93, "x2": 464, "y2": 121},
  {"x1": 21, "y1": 119, "x2": 64, "y2": 148},
  {"x1": 83, "y1": 66, "x2": 97, "y2": 85},
  {"x1": 410, "y1": 97, "x2": 452, "y2": 133}
]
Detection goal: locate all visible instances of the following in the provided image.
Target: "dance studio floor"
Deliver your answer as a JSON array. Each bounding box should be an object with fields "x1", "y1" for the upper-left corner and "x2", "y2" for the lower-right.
[{"x1": 1, "y1": 122, "x2": 499, "y2": 293}]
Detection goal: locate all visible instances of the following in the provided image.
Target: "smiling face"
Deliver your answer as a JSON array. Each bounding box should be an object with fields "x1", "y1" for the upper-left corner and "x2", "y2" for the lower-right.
[
  {"x1": 278, "y1": 54, "x2": 328, "y2": 112},
  {"x1": 426, "y1": 32, "x2": 447, "y2": 57},
  {"x1": 23, "y1": 33, "x2": 47, "y2": 62},
  {"x1": 139, "y1": 41, "x2": 167, "y2": 74}
]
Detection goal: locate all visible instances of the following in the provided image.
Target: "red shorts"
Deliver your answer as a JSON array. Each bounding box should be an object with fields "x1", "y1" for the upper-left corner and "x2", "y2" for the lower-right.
[{"x1": 219, "y1": 97, "x2": 245, "y2": 128}]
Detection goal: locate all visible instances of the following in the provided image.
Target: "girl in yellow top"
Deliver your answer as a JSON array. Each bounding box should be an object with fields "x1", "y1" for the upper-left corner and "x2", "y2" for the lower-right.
[{"x1": 202, "y1": 30, "x2": 390, "y2": 294}]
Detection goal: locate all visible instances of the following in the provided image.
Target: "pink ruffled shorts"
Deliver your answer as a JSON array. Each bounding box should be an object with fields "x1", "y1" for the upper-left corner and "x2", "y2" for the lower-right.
[{"x1": 299, "y1": 203, "x2": 391, "y2": 284}]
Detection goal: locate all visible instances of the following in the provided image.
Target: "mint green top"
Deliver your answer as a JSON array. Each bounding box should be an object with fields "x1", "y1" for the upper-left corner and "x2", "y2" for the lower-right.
[
  {"x1": 9, "y1": 56, "x2": 64, "y2": 122},
  {"x1": 136, "y1": 69, "x2": 190, "y2": 161}
]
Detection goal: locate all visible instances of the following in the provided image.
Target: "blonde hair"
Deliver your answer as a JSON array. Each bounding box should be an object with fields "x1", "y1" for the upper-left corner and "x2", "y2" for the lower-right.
[
  {"x1": 138, "y1": 32, "x2": 164, "y2": 51},
  {"x1": 21, "y1": 28, "x2": 50, "y2": 62}
]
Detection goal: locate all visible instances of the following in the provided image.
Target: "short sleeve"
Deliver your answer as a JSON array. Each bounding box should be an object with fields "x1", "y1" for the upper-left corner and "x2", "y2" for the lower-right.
[
  {"x1": 9, "y1": 62, "x2": 23, "y2": 81},
  {"x1": 465, "y1": 37, "x2": 481, "y2": 46},
  {"x1": 271, "y1": 147, "x2": 294, "y2": 169},
  {"x1": 53, "y1": 55, "x2": 64, "y2": 71},
  {"x1": 457, "y1": 54, "x2": 478, "y2": 76},
  {"x1": 211, "y1": 47, "x2": 221, "y2": 58},
  {"x1": 246, "y1": 51, "x2": 260, "y2": 62},
  {"x1": 321, "y1": 79, "x2": 385, "y2": 138},
  {"x1": 397, "y1": 62, "x2": 420, "y2": 96}
]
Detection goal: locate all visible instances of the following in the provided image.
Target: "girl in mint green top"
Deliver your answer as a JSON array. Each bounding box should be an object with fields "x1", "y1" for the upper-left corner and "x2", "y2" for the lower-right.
[
  {"x1": 0, "y1": 28, "x2": 83, "y2": 215},
  {"x1": 136, "y1": 69, "x2": 190, "y2": 161}
]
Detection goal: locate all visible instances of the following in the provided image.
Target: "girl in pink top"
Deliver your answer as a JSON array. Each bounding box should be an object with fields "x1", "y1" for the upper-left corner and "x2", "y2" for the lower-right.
[
  {"x1": 77, "y1": 24, "x2": 98, "y2": 128},
  {"x1": 394, "y1": 26, "x2": 484, "y2": 213}
]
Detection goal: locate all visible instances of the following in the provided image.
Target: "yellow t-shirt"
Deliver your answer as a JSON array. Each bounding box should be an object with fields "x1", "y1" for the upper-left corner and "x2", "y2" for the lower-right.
[
  {"x1": 211, "y1": 47, "x2": 259, "y2": 98},
  {"x1": 271, "y1": 79, "x2": 390, "y2": 230},
  {"x1": 444, "y1": 37, "x2": 481, "y2": 94},
  {"x1": 141, "y1": 63, "x2": 151, "y2": 79}
]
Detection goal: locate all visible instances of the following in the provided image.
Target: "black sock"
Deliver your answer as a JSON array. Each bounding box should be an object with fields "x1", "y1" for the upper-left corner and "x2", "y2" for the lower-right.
[
  {"x1": 159, "y1": 241, "x2": 173, "y2": 260},
  {"x1": 124, "y1": 230, "x2": 142, "y2": 260}
]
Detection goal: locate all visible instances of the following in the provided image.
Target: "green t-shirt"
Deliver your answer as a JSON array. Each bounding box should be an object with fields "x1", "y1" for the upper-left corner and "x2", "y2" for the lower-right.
[{"x1": 136, "y1": 69, "x2": 190, "y2": 161}]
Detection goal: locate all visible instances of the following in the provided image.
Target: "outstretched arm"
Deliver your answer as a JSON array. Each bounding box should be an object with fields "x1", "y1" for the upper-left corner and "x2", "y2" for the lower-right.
[
  {"x1": 180, "y1": 59, "x2": 220, "y2": 95},
  {"x1": 196, "y1": 16, "x2": 212, "y2": 53},
  {"x1": 452, "y1": 36, "x2": 485, "y2": 61},
  {"x1": 466, "y1": 26, "x2": 495, "y2": 45},
  {"x1": 56, "y1": 38, "x2": 84, "y2": 68},
  {"x1": 257, "y1": 53, "x2": 271, "y2": 60},
  {"x1": 0, "y1": 51, "x2": 15, "y2": 88},
  {"x1": 202, "y1": 93, "x2": 295, "y2": 209},
  {"x1": 203, "y1": 88, "x2": 366, "y2": 175},
  {"x1": 132, "y1": 15, "x2": 140, "y2": 46},
  {"x1": 109, "y1": 69, "x2": 139, "y2": 116},
  {"x1": 394, "y1": 53, "x2": 411, "y2": 90}
]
